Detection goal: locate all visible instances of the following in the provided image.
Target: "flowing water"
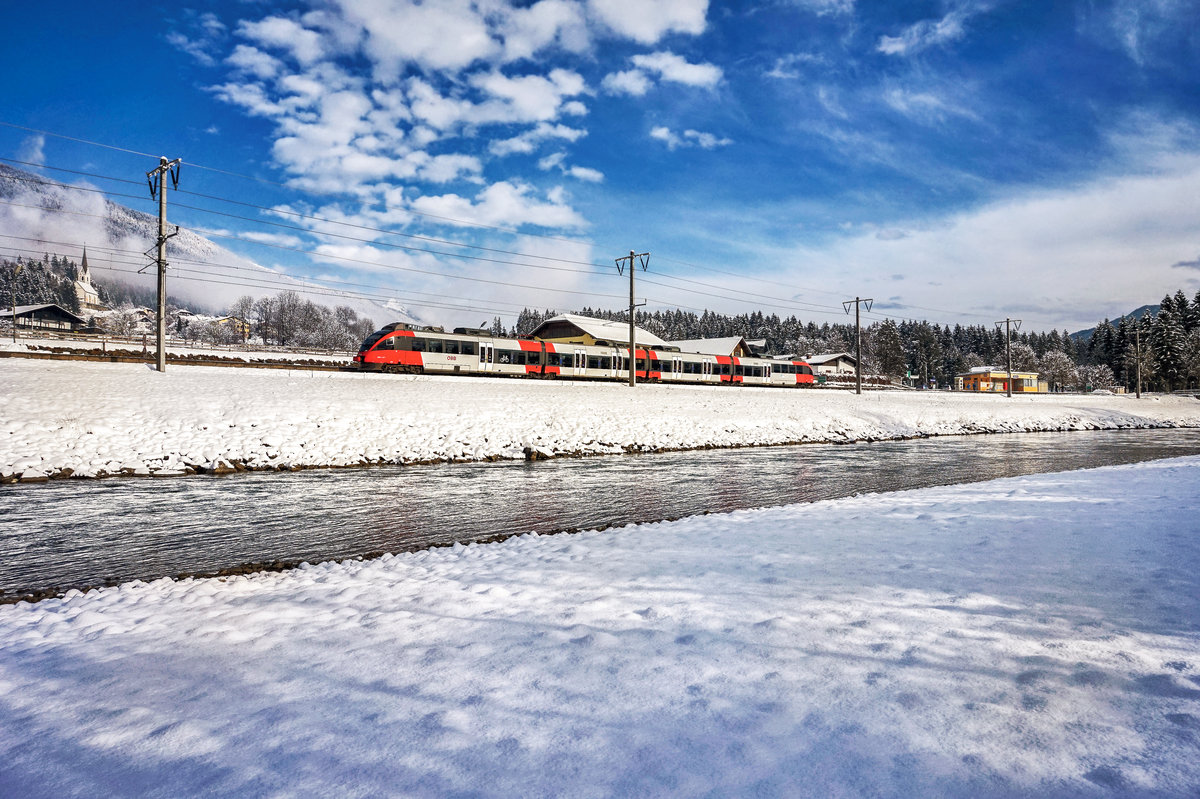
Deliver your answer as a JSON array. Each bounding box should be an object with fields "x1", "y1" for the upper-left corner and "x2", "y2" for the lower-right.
[{"x1": 3, "y1": 429, "x2": 1200, "y2": 598}]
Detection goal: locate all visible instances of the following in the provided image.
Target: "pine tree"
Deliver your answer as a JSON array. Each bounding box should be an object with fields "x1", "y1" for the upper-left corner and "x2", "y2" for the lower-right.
[{"x1": 1150, "y1": 297, "x2": 1186, "y2": 391}]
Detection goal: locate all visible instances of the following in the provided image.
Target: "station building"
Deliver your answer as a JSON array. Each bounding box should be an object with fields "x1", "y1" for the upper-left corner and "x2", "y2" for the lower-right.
[
  {"x1": 956, "y1": 367, "x2": 1047, "y2": 393},
  {"x1": 528, "y1": 314, "x2": 667, "y2": 348}
]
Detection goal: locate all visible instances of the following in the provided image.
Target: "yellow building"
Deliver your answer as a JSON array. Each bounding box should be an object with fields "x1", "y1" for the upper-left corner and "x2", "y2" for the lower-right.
[{"x1": 957, "y1": 367, "x2": 1047, "y2": 393}]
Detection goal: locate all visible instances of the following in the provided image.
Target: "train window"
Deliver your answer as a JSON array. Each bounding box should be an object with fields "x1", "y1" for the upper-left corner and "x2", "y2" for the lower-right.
[
  {"x1": 411, "y1": 338, "x2": 426, "y2": 352},
  {"x1": 445, "y1": 341, "x2": 460, "y2": 355},
  {"x1": 462, "y1": 342, "x2": 476, "y2": 356},
  {"x1": 374, "y1": 336, "x2": 393, "y2": 350},
  {"x1": 427, "y1": 340, "x2": 444, "y2": 354},
  {"x1": 587, "y1": 356, "x2": 600, "y2": 369},
  {"x1": 498, "y1": 352, "x2": 511, "y2": 364},
  {"x1": 600, "y1": 357, "x2": 611, "y2": 369}
]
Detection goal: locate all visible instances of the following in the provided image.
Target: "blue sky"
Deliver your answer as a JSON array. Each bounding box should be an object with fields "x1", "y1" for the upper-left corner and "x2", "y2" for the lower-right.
[{"x1": 1, "y1": 0, "x2": 1198, "y2": 331}]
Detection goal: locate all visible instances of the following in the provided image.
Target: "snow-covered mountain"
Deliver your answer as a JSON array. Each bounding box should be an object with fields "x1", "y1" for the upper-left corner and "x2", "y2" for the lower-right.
[{"x1": 0, "y1": 164, "x2": 417, "y2": 327}]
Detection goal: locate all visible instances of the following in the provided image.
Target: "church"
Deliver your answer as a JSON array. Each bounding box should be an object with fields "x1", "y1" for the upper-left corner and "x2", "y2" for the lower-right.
[{"x1": 73, "y1": 246, "x2": 106, "y2": 314}]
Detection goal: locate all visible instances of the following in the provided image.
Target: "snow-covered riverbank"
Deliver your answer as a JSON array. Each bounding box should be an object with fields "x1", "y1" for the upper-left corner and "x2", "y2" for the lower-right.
[
  {"x1": 3, "y1": 359, "x2": 1200, "y2": 481},
  {"x1": 1, "y1": 457, "x2": 1198, "y2": 797}
]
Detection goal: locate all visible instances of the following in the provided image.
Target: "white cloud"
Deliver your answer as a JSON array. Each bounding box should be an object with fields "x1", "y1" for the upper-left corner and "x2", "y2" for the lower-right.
[
  {"x1": 587, "y1": 0, "x2": 708, "y2": 44},
  {"x1": 470, "y1": 69, "x2": 587, "y2": 123},
  {"x1": 16, "y1": 135, "x2": 44, "y2": 166},
  {"x1": 166, "y1": 32, "x2": 219, "y2": 66},
  {"x1": 537, "y1": 151, "x2": 604, "y2": 182},
  {"x1": 237, "y1": 16, "x2": 326, "y2": 66},
  {"x1": 789, "y1": 150, "x2": 1200, "y2": 329},
  {"x1": 490, "y1": 123, "x2": 588, "y2": 157},
  {"x1": 501, "y1": 0, "x2": 590, "y2": 61},
  {"x1": 788, "y1": 0, "x2": 854, "y2": 14},
  {"x1": 601, "y1": 69, "x2": 652, "y2": 96},
  {"x1": 334, "y1": 0, "x2": 499, "y2": 75},
  {"x1": 226, "y1": 45, "x2": 284, "y2": 80},
  {"x1": 566, "y1": 165, "x2": 604, "y2": 182},
  {"x1": 412, "y1": 181, "x2": 588, "y2": 229},
  {"x1": 882, "y1": 87, "x2": 978, "y2": 123},
  {"x1": 877, "y1": 3, "x2": 990, "y2": 56},
  {"x1": 765, "y1": 52, "x2": 826, "y2": 80},
  {"x1": 630, "y1": 51, "x2": 722, "y2": 88},
  {"x1": 651, "y1": 126, "x2": 732, "y2": 150}
]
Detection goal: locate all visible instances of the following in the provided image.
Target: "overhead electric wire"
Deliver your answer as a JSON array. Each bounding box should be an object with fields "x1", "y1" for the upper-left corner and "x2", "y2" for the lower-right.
[
  {"x1": 0, "y1": 234, "x2": 553, "y2": 317},
  {"x1": 0, "y1": 131, "x2": 1052, "y2": 326},
  {"x1": 0, "y1": 120, "x2": 603, "y2": 247},
  {"x1": 0, "y1": 157, "x2": 867, "y2": 317},
  {"x1": 0, "y1": 203, "x2": 630, "y2": 305}
]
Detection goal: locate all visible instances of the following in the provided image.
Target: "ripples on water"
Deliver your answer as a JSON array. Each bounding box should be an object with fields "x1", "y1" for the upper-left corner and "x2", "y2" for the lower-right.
[{"x1": 3, "y1": 429, "x2": 1200, "y2": 596}]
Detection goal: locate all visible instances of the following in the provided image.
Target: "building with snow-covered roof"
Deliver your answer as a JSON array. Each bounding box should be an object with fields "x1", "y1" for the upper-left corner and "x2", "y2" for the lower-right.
[
  {"x1": 956, "y1": 367, "x2": 1047, "y2": 393},
  {"x1": 1, "y1": 303, "x2": 88, "y2": 333},
  {"x1": 529, "y1": 314, "x2": 667, "y2": 348},
  {"x1": 667, "y1": 336, "x2": 752, "y2": 358},
  {"x1": 804, "y1": 352, "x2": 858, "y2": 375}
]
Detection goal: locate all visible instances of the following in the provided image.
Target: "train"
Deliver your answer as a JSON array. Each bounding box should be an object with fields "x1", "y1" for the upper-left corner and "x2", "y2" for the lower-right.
[{"x1": 354, "y1": 322, "x2": 817, "y2": 387}]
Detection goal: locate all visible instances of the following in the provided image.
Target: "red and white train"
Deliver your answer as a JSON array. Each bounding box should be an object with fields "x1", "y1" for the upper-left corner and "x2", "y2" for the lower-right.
[{"x1": 355, "y1": 322, "x2": 816, "y2": 387}]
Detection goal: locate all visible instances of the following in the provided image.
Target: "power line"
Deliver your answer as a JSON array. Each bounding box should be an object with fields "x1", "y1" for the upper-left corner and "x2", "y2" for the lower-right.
[{"x1": 0, "y1": 135, "x2": 1066, "y2": 328}]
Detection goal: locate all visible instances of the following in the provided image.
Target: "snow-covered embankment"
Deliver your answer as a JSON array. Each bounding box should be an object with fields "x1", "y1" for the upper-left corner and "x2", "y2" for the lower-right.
[
  {"x1": 2, "y1": 359, "x2": 1199, "y2": 481},
  {"x1": 1, "y1": 457, "x2": 1198, "y2": 796}
]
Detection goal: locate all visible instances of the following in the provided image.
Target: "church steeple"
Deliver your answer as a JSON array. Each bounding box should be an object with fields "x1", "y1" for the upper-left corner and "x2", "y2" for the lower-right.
[{"x1": 80, "y1": 245, "x2": 90, "y2": 282}]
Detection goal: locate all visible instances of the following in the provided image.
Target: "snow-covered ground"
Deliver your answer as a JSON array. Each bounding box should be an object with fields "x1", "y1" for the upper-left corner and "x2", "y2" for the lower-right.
[
  {"x1": 1, "y1": 457, "x2": 1198, "y2": 797},
  {"x1": 2, "y1": 358, "x2": 1199, "y2": 481},
  {"x1": 0, "y1": 333, "x2": 352, "y2": 365}
]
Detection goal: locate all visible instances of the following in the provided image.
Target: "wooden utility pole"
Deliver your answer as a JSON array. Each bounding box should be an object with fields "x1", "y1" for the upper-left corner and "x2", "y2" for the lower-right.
[
  {"x1": 614, "y1": 250, "x2": 649, "y2": 387},
  {"x1": 146, "y1": 156, "x2": 181, "y2": 372},
  {"x1": 995, "y1": 317, "x2": 1022, "y2": 397},
  {"x1": 842, "y1": 296, "x2": 873, "y2": 394}
]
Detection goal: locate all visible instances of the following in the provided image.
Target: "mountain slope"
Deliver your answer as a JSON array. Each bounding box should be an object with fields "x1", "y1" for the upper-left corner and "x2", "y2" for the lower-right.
[{"x1": 0, "y1": 164, "x2": 416, "y2": 326}]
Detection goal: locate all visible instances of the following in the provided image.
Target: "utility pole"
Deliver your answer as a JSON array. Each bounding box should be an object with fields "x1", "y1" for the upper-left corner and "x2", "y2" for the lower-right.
[
  {"x1": 614, "y1": 250, "x2": 649, "y2": 387},
  {"x1": 842, "y1": 296, "x2": 873, "y2": 394},
  {"x1": 146, "y1": 156, "x2": 181, "y2": 372},
  {"x1": 994, "y1": 317, "x2": 1022, "y2": 397}
]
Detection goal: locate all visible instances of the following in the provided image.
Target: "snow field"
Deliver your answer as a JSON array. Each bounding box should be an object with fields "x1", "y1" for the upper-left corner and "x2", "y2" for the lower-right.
[
  {"x1": 2, "y1": 358, "x2": 1200, "y2": 481},
  {"x1": 1, "y1": 458, "x2": 1198, "y2": 797}
]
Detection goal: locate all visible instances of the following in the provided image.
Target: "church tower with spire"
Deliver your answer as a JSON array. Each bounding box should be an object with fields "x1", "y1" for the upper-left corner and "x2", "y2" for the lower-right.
[{"x1": 74, "y1": 245, "x2": 104, "y2": 312}]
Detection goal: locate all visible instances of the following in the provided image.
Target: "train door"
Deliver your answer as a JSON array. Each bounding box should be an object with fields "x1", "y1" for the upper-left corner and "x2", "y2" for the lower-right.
[
  {"x1": 765, "y1": 363, "x2": 772, "y2": 383},
  {"x1": 703, "y1": 360, "x2": 714, "y2": 381},
  {"x1": 479, "y1": 341, "x2": 494, "y2": 372},
  {"x1": 573, "y1": 349, "x2": 586, "y2": 376},
  {"x1": 671, "y1": 357, "x2": 682, "y2": 378}
]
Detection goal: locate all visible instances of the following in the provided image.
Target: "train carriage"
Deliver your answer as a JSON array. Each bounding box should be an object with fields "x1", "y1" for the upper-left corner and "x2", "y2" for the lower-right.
[{"x1": 355, "y1": 322, "x2": 817, "y2": 388}]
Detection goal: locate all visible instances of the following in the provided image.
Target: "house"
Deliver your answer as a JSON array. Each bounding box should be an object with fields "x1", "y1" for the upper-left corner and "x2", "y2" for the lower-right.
[
  {"x1": 956, "y1": 367, "x2": 1047, "y2": 393},
  {"x1": 528, "y1": 313, "x2": 667, "y2": 348},
  {"x1": 667, "y1": 336, "x2": 752, "y2": 358},
  {"x1": 1, "y1": 303, "x2": 88, "y2": 333},
  {"x1": 804, "y1": 352, "x2": 859, "y2": 375}
]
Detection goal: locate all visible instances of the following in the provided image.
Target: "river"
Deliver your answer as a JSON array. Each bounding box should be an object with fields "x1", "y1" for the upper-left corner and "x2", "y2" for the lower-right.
[{"x1": 3, "y1": 429, "x2": 1200, "y2": 599}]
